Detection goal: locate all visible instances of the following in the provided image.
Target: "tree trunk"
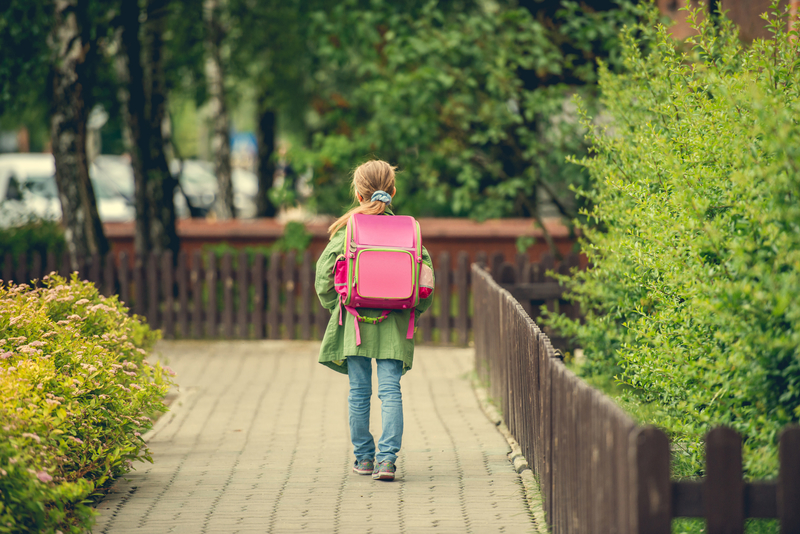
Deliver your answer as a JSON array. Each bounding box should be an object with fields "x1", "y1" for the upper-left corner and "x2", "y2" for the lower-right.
[
  {"x1": 204, "y1": 0, "x2": 234, "y2": 220},
  {"x1": 117, "y1": 0, "x2": 179, "y2": 259},
  {"x1": 255, "y1": 98, "x2": 277, "y2": 218},
  {"x1": 143, "y1": 0, "x2": 179, "y2": 257},
  {"x1": 50, "y1": 0, "x2": 109, "y2": 271}
]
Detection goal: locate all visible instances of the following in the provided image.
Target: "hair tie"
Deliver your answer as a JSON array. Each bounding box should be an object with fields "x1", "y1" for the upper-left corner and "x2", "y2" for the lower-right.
[{"x1": 371, "y1": 190, "x2": 392, "y2": 204}]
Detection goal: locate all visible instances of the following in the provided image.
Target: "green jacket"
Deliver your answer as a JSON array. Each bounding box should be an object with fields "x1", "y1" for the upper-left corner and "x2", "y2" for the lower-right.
[{"x1": 315, "y1": 210, "x2": 435, "y2": 375}]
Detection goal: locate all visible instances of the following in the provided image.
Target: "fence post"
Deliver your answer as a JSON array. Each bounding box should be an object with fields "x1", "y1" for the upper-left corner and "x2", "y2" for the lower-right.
[
  {"x1": 177, "y1": 251, "x2": 189, "y2": 339},
  {"x1": 267, "y1": 252, "x2": 280, "y2": 339},
  {"x1": 161, "y1": 250, "x2": 174, "y2": 339},
  {"x1": 118, "y1": 252, "x2": 130, "y2": 308},
  {"x1": 221, "y1": 252, "x2": 234, "y2": 338},
  {"x1": 629, "y1": 426, "x2": 671, "y2": 534},
  {"x1": 437, "y1": 252, "x2": 451, "y2": 345},
  {"x1": 778, "y1": 425, "x2": 800, "y2": 534},
  {"x1": 206, "y1": 252, "x2": 218, "y2": 338},
  {"x1": 283, "y1": 251, "x2": 296, "y2": 339},
  {"x1": 237, "y1": 250, "x2": 249, "y2": 338},
  {"x1": 252, "y1": 253, "x2": 265, "y2": 339},
  {"x1": 705, "y1": 427, "x2": 744, "y2": 534},
  {"x1": 300, "y1": 250, "x2": 313, "y2": 340},
  {"x1": 191, "y1": 251, "x2": 203, "y2": 338},
  {"x1": 147, "y1": 253, "x2": 159, "y2": 329}
]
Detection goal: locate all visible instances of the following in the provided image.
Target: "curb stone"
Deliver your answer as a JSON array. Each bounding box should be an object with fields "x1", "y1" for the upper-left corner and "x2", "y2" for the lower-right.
[{"x1": 472, "y1": 378, "x2": 549, "y2": 534}]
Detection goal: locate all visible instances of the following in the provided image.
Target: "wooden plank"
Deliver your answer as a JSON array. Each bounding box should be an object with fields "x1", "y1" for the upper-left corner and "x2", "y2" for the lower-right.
[
  {"x1": 119, "y1": 252, "x2": 131, "y2": 309},
  {"x1": 456, "y1": 251, "x2": 469, "y2": 346},
  {"x1": 59, "y1": 250, "x2": 70, "y2": 278},
  {"x1": 3, "y1": 252, "x2": 13, "y2": 284},
  {"x1": 283, "y1": 251, "x2": 296, "y2": 339},
  {"x1": 744, "y1": 481, "x2": 777, "y2": 518},
  {"x1": 675, "y1": 479, "x2": 779, "y2": 519},
  {"x1": 437, "y1": 252, "x2": 451, "y2": 344},
  {"x1": 192, "y1": 250, "x2": 203, "y2": 338},
  {"x1": 252, "y1": 253, "x2": 265, "y2": 339},
  {"x1": 161, "y1": 251, "x2": 174, "y2": 339},
  {"x1": 221, "y1": 252, "x2": 234, "y2": 338},
  {"x1": 779, "y1": 425, "x2": 800, "y2": 533},
  {"x1": 15, "y1": 252, "x2": 27, "y2": 285},
  {"x1": 705, "y1": 427, "x2": 744, "y2": 534},
  {"x1": 237, "y1": 250, "x2": 249, "y2": 338},
  {"x1": 133, "y1": 255, "x2": 145, "y2": 317},
  {"x1": 475, "y1": 251, "x2": 488, "y2": 268},
  {"x1": 629, "y1": 426, "x2": 671, "y2": 534},
  {"x1": 673, "y1": 481, "x2": 704, "y2": 517},
  {"x1": 489, "y1": 252, "x2": 504, "y2": 281},
  {"x1": 89, "y1": 254, "x2": 101, "y2": 286},
  {"x1": 147, "y1": 253, "x2": 159, "y2": 329},
  {"x1": 45, "y1": 251, "x2": 56, "y2": 279},
  {"x1": 206, "y1": 252, "x2": 218, "y2": 338},
  {"x1": 102, "y1": 252, "x2": 115, "y2": 296},
  {"x1": 177, "y1": 251, "x2": 189, "y2": 339},
  {"x1": 267, "y1": 252, "x2": 280, "y2": 339},
  {"x1": 31, "y1": 251, "x2": 42, "y2": 285},
  {"x1": 300, "y1": 250, "x2": 312, "y2": 340},
  {"x1": 499, "y1": 261, "x2": 516, "y2": 284}
]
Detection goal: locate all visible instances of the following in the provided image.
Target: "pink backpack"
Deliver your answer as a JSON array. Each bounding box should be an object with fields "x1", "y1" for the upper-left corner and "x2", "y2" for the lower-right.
[{"x1": 333, "y1": 213, "x2": 433, "y2": 345}]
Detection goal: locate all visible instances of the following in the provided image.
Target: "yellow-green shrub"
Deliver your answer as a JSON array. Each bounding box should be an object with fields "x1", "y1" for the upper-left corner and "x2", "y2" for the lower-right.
[{"x1": 0, "y1": 274, "x2": 174, "y2": 533}]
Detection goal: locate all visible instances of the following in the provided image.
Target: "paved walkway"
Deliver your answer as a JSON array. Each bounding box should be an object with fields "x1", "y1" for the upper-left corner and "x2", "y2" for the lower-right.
[{"x1": 93, "y1": 341, "x2": 538, "y2": 534}]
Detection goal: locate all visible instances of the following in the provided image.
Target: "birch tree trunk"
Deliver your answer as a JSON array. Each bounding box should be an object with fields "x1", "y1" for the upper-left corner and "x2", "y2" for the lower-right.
[
  {"x1": 116, "y1": 0, "x2": 179, "y2": 259},
  {"x1": 255, "y1": 96, "x2": 277, "y2": 217},
  {"x1": 50, "y1": 0, "x2": 109, "y2": 271},
  {"x1": 204, "y1": 0, "x2": 234, "y2": 220}
]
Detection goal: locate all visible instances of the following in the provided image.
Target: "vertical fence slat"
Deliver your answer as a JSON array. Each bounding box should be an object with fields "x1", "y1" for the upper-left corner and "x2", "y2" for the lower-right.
[
  {"x1": 89, "y1": 254, "x2": 101, "y2": 286},
  {"x1": 705, "y1": 427, "x2": 744, "y2": 534},
  {"x1": 778, "y1": 425, "x2": 800, "y2": 534},
  {"x1": 133, "y1": 255, "x2": 145, "y2": 317},
  {"x1": 146, "y1": 253, "x2": 159, "y2": 328},
  {"x1": 267, "y1": 252, "x2": 280, "y2": 339},
  {"x1": 31, "y1": 251, "x2": 42, "y2": 285},
  {"x1": 161, "y1": 250, "x2": 174, "y2": 339},
  {"x1": 177, "y1": 251, "x2": 189, "y2": 339},
  {"x1": 206, "y1": 252, "x2": 218, "y2": 338},
  {"x1": 252, "y1": 253, "x2": 265, "y2": 339},
  {"x1": 118, "y1": 252, "x2": 130, "y2": 309},
  {"x1": 192, "y1": 251, "x2": 203, "y2": 339},
  {"x1": 102, "y1": 252, "x2": 115, "y2": 296},
  {"x1": 59, "y1": 250, "x2": 70, "y2": 278},
  {"x1": 45, "y1": 250, "x2": 56, "y2": 278},
  {"x1": 15, "y1": 252, "x2": 27, "y2": 285},
  {"x1": 237, "y1": 251, "x2": 249, "y2": 338},
  {"x1": 221, "y1": 252, "x2": 234, "y2": 338},
  {"x1": 283, "y1": 251, "x2": 296, "y2": 339},
  {"x1": 629, "y1": 426, "x2": 671, "y2": 534},
  {"x1": 300, "y1": 251, "x2": 312, "y2": 340},
  {"x1": 437, "y1": 252, "x2": 451, "y2": 345},
  {"x1": 456, "y1": 251, "x2": 469, "y2": 346}
]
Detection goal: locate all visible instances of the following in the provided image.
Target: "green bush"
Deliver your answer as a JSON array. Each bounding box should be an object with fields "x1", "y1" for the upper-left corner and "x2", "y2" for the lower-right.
[
  {"x1": 547, "y1": 1, "x2": 800, "y2": 480},
  {"x1": 0, "y1": 274, "x2": 173, "y2": 533},
  {"x1": 0, "y1": 221, "x2": 65, "y2": 264}
]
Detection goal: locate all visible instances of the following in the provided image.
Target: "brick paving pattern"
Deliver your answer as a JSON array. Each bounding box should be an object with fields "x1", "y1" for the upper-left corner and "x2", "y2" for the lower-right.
[{"x1": 93, "y1": 340, "x2": 537, "y2": 533}]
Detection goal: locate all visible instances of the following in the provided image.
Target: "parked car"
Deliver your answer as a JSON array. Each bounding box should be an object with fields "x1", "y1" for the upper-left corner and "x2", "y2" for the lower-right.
[{"x1": 170, "y1": 160, "x2": 258, "y2": 218}]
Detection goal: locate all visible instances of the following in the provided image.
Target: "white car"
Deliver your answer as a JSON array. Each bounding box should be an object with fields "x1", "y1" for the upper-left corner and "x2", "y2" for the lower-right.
[{"x1": 170, "y1": 160, "x2": 258, "y2": 218}]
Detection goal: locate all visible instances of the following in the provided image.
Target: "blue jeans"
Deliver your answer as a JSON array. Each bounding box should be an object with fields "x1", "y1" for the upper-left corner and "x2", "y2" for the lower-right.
[{"x1": 347, "y1": 356, "x2": 404, "y2": 464}]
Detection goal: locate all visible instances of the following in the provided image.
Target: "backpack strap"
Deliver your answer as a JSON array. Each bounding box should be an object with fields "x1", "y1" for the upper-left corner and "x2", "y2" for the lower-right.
[{"x1": 340, "y1": 297, "x2": 414, "y2": 345}]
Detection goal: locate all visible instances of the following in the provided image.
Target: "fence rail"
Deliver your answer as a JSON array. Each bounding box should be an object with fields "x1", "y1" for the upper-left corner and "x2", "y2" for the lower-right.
[
  {"x1": 2, "y1": 249, "x2": 576, "y2": 346},
  {"x1": 473, "y1": 264, "x2": 800, "y2": 534}
]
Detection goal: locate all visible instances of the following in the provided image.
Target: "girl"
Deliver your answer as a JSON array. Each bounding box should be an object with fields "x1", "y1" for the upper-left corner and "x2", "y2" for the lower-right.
[{"x1": 314, "y1": 160, "x2": 435, "y2": 481}]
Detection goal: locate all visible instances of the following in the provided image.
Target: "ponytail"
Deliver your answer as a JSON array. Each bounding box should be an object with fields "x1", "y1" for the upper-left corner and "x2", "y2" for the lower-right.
[
  {"x1": 327, "y1": 200, "x2": 387, "y2": 236},
  {"x1": 327, "y1": 160, "x2": 397, "y2": 238}
]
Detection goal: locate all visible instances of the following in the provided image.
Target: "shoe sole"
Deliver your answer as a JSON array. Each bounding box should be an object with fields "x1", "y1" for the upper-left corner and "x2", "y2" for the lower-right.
[
  {"x1": 353, "y1": 468, "x2": 373, "y2": 475},
  {"x1": 372, "y1": 472, "x2": 395, "y2": 481}
]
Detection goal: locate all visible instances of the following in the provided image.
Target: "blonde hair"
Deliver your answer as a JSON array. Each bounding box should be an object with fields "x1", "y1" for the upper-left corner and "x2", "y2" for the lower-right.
[{"x1": 328, "y1": 160, "x2": 397, "y2": 237}]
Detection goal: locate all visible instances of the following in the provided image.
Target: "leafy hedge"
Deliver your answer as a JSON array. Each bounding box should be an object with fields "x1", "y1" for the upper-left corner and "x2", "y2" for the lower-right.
[
  {"x1": 548, "y1": 2, "x2": 800, "y2": 479},
  {"x1": 0, "y1": 274, "x2": 174, "y2": 533}
]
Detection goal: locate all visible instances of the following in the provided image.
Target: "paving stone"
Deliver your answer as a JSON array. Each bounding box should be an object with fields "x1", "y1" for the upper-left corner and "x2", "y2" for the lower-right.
[{"x1": 93, "y1": 340, "x2": 538, "y2": 533}]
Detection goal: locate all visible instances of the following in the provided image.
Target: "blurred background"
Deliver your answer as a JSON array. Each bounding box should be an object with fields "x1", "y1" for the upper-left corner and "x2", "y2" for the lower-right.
[{"x1": 0, "y1": 0, "x2": 784, "y2": 265}]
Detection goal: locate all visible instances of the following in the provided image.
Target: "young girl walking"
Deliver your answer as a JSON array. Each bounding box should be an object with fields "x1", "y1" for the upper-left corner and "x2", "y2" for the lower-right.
[{"x1": 314, "y1": 160, "x2": 435, "y2": 481}]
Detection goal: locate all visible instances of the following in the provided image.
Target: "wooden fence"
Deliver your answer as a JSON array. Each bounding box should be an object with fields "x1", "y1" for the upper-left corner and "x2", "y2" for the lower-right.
[{"x1": 473, "y1": 264, "x2": 800, "y2": 534}]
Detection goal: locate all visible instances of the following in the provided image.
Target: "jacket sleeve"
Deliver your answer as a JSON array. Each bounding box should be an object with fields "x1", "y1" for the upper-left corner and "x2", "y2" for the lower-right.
[
  {"x1": 415, "y1": 245, "x2": 435, "y2": 315},
  {"x1": 315, "y1": 233, "x2": 343, "y2": 311}
]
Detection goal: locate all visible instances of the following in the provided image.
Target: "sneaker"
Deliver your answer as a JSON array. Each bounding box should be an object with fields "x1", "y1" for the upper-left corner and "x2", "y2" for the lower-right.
[
  {"x1": 372, "y1": 460, "x2": 396, "y2": 481},
  {"x1": 353, "y1": 458, "x2": 374, "y2": 475}
]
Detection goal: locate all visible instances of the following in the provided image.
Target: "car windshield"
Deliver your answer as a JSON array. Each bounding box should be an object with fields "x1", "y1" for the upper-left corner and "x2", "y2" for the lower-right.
[{"x1": 24, "y1": 174, "x2": 59, "y2": 199}]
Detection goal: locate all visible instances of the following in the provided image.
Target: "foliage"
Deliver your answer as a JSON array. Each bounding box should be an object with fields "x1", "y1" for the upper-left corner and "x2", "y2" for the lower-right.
[
  {"x1": 0, "y1": 274, "x2": 173, "y2": 532},
  {"x1": 546, "y1": 1, "x2": 800, "y2": 479},
  {"x1": 295, "y1": 0, "x2": 639, "y2": 223},
  {"x1": 0, "y1": 221, "x2": 65, "y2": 265},
  {"x1": 202, "y1": 221, "x2": 313, "y2": 266}
]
